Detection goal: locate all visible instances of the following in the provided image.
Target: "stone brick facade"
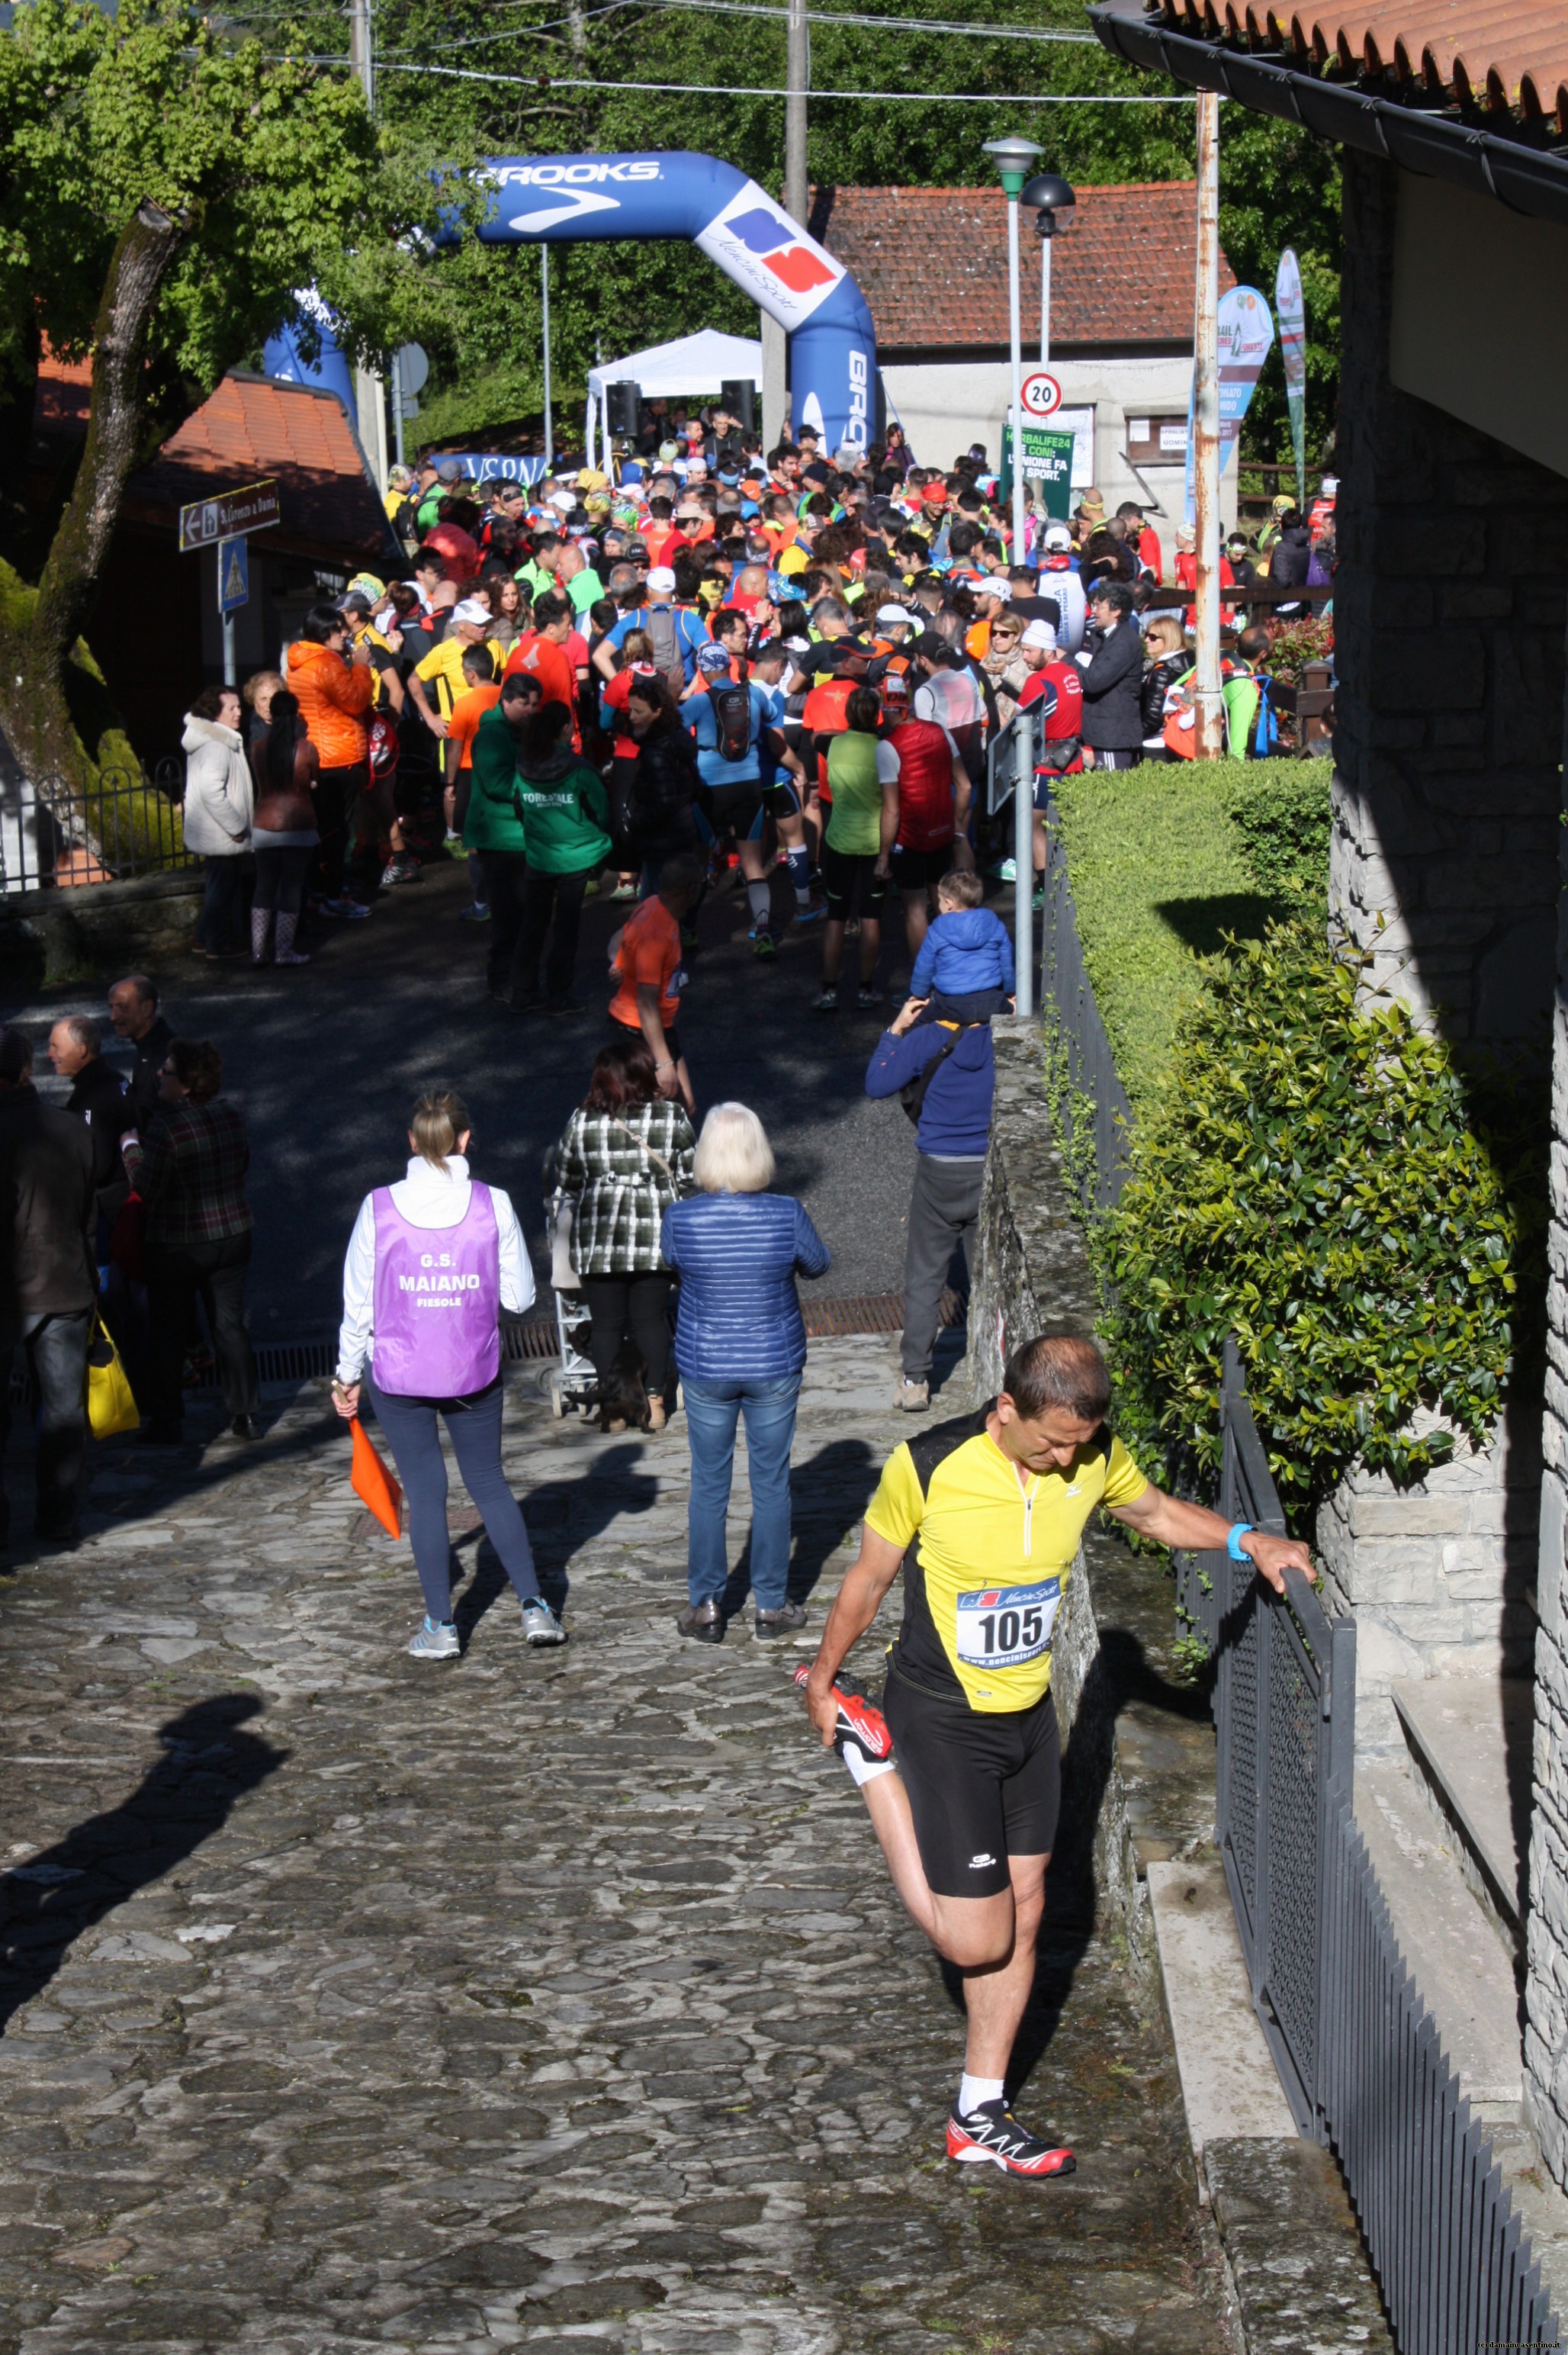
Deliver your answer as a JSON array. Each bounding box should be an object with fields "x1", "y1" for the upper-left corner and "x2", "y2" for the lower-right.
[
  {"x1": 1332, "y1": 152, "x2": 1568, "y2": 1053},
  {"x1": 1327, "y1": 153, "x2": 1566, "y2": 1771}
]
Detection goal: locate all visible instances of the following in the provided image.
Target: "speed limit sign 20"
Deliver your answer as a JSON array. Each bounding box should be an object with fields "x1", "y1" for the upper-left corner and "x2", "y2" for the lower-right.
[{"x1": 1020, "y1": 371, "x2": 1063, "y2": 420}]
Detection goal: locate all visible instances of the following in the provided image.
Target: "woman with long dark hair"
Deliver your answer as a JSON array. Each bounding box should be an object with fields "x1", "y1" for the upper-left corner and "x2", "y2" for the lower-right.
[
  {"x1": 246, "y1": 682, "x2": 319, "y2": 966},
  {"x1": 625, "y1": 676, "x2": 700, "y2": 893},
  {"x1": 553, "y1": 1034, "x2": 696, "y2": 1432}
]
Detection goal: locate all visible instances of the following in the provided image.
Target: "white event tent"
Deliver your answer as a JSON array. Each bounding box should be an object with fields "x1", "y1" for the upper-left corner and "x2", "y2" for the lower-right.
[{"x1": 583, "y1": 330, "x2": 763, "y2": 470}]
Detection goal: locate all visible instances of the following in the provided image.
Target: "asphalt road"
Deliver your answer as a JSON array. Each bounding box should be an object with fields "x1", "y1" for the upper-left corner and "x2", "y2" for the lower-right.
[{"x1": 6, "y1": 857, "x2": 949, "y2": 1345}]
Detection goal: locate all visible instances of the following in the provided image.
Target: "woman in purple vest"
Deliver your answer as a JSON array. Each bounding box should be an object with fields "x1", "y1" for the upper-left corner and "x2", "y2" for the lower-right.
[{"x1": 331, "y1": 1088, "x2": 566, "y2": 1658}]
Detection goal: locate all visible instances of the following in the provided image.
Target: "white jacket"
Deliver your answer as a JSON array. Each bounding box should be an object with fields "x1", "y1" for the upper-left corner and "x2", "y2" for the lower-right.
[
  {"x1": 336, "y1": 1155, "x2": 535, "y2": 1385},
  {"x1": 181, "y1": 716, "x2": 254, "y2": 855}
]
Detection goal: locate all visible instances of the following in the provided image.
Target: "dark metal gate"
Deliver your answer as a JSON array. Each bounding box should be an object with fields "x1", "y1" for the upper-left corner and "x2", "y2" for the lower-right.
[{"x1": 1179, "y1": 1339, "x2": 1560, "y2": 2351}]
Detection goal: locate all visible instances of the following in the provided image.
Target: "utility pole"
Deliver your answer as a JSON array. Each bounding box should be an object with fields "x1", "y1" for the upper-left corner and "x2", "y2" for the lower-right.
[
  {"x1": 786, "y1": 0, "x2": 808, "y2": 224},
  {"x1": 541, "y1": 247, "x2": 554, "y2": 469},
  {"x1": 762, "y1": 0, "x2": 808, "y2": 449},
  {"x1": 349, "y1": 0, "x2": 390, "y2": 489},
  {"x1": 1192, "y1": 89, "x2": 1223, "y2": 761}
]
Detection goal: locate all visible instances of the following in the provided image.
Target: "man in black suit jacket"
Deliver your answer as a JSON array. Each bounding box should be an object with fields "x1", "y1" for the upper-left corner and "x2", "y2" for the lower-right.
[{"x1": 0, "y1": 1028, "x2": 96, "y2": 1543}]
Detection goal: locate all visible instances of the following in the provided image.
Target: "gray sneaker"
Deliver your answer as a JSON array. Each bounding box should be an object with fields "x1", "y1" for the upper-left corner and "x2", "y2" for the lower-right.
[
  {"x1": 408, "y1": 1618, "x2": 460, "y2": 1660},
  {"x1": 897, "y1": 1377, "x2": 930, "y2": 1411},
  {"x1": 521, "y1": 1597, "x2": 567, "y2": 1646},
  {"x1": 754, "y1": 1603, "x2": 808, "y2": 1639}
]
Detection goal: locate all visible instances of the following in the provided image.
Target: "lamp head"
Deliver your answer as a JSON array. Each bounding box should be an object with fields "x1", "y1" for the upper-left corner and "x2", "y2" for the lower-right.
[
  {"x1": 1022, "y1": 172, "x2": 1076, "y2": 216},
  {"x1": 983, "y1": 134, "x2": 1045, "y2": 198}
]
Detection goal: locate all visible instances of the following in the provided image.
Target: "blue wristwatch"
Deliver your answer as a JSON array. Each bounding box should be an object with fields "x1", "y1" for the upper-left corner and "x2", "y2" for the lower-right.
[{"x1": 1226, "y1": 1522, "x2": 1255, "y2": 1562}]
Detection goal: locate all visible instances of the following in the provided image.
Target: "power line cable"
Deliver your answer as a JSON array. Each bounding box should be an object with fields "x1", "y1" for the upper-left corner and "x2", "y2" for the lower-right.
[
  {"x1": 365, "y1": 59, "x2": 1195, "y2": 98},
  {"x1": 376, "y1": 0, "x2": 1099, "y2": 54}
]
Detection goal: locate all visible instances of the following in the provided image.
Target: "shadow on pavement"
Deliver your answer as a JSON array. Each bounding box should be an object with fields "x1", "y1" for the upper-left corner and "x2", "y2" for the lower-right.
[{"x1": 0, "y1": 1694, "x2": 288, "y2": 2031}]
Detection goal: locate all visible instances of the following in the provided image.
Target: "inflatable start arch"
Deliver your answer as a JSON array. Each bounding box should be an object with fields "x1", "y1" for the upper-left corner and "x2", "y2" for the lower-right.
[{"x1": 265, "y1": 151, "x2": 879, "y2": 458}]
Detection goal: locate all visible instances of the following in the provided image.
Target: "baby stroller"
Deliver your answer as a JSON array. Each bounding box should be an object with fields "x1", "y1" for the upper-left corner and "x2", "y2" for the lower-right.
[{"x1": 542, "y1": 1147, "x2": 599, "y2": 1420}]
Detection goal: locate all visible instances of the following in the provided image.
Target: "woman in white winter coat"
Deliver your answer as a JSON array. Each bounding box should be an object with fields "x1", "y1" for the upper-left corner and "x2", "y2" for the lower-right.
[{"x1": 182, "y1": 685, "x2": 255, "y2": 959}]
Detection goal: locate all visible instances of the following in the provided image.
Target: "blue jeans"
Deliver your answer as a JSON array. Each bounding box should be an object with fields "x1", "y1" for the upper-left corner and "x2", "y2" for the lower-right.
[
  {"x1": 0, "y1": 1308, "x2": 93, "y2": 1537},
  {"x1": 682, "y1": 1373, "x2": 802, "y2": 1610},
  {"x1": 365, "y1": 1373, "x2": 540, "y2": 1623}
]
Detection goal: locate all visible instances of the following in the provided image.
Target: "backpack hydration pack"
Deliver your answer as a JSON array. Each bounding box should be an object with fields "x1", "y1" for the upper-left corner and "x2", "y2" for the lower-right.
[
  {"x1": 708, "y1": 680, "x2": 754, "y2": 766},
  {"x1": 644, "y1": 604, "x2": 687, "y2": 694}
]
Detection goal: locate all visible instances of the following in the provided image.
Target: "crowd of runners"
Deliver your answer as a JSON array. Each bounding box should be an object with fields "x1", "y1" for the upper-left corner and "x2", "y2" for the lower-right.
[{"x1": 0, "y1": 408, "x2": 1329, "y2": 2194}]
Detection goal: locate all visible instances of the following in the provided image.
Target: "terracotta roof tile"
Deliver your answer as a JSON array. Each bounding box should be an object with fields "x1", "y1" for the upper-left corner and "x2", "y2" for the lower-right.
[
  {"x1": 1159, "y1": 1, "x2": 1568, "y2": 127},
  {"x1": 34, "y1": 359, "x2": 394, "y2": 565},
  {"x1": 812, "y1": 182, "x2": 1232, "y2": 355}
]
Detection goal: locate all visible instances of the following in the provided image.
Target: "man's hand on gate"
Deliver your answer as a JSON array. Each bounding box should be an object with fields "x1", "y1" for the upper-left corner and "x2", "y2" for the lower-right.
[{"x1": 1239, "y1": 1530, "x2": 1316, "y2": 1596}]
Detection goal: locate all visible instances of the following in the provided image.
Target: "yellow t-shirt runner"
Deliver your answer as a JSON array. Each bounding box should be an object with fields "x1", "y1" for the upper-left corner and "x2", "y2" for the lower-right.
[{"x1": 866, "y1": 1407, "x2": 1147, "y2": 1713}]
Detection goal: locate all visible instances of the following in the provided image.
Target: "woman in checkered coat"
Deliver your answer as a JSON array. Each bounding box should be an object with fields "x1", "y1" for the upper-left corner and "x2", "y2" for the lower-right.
[{"x1": 554, "y1": 1034, "x2": 696, "y2": 1431}]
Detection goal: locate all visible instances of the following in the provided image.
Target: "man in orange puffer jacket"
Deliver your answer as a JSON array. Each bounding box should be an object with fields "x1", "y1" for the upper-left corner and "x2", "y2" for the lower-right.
[{"x1": 288, "y1": 603, "x2": 376, "y2": 915}]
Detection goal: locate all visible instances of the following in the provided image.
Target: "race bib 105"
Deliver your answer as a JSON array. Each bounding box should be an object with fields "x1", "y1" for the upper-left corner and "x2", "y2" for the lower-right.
[{"x1": 954, "y1": 1578, "x2": 1062, "y2": 1671}]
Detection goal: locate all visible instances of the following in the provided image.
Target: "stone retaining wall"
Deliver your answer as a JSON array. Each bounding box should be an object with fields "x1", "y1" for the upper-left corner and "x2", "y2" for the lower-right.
[
  {"x1": 967, "y1": 1017, "x2": 1153, "y2": 1965},
  {"x1": 0, "y1": 868, "x2": 203, "y2": 985}
]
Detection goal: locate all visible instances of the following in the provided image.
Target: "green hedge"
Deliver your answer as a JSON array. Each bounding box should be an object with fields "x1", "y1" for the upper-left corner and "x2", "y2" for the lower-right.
[
  {"x1": 1049, "y1": 757, "x2": 1319, "y2": 1113},
  {"x1": 1097, "y1": 925, "x2": 1546, "y2": 1510}
]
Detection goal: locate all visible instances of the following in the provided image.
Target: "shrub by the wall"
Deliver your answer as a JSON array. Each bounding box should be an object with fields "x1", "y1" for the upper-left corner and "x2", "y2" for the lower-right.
[
  {"x1": 1227, "y1": 764, "x2": 1331, "y2": 912},
  {"x1": 1099, "y1": 923, "x2": 1544, "y2": 1510}
]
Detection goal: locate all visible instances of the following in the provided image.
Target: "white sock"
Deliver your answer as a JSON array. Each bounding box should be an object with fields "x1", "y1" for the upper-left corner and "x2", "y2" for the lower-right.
[
  {"x1": 959, "y1": 2074, "x2": 1004, "y2": 2119},
  {"x1": 843, "y1": 1747, "x2": 895, "y2": 1788}
]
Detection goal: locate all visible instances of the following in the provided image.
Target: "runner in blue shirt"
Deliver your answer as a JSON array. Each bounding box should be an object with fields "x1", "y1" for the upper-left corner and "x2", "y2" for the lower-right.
[{"x1": 686, "y1": 643, "x2": 804, "y2": 958}]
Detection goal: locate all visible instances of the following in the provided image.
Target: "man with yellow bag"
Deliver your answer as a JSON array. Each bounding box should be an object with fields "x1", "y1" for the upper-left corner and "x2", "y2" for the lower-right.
[{"x1": 0, "y1": 1028, "x2": 98, "y2": 1546}]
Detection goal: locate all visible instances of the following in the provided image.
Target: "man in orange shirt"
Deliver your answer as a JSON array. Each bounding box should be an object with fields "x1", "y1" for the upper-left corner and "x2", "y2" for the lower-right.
[
  {"x1": 504, "y1": 591, "x2": 580, "y2": 747},
  {"x1": 445, "y1": 645, "x2": 503, "y2": 809},
  {"x1": 608, "y1": 855, "x2": 702, "y2": 1113}
]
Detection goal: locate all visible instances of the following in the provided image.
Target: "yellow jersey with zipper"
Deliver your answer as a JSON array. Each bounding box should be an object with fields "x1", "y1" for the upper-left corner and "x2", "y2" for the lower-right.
[{"x1": 864, "y1": 1406, "x2": 1147, "y2": 1713}]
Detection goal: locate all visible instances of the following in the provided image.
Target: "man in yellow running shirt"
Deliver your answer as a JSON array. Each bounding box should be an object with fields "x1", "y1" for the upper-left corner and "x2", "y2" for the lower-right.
[{"x1": 799, "y1": 1331, "x2": 1312, "y2": 2179}]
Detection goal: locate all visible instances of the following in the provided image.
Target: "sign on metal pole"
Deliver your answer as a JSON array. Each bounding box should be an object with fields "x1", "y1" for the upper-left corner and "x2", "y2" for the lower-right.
[
  {"x1": 217, "y1": 536, "x2": 249, "y2": 615},
  {"x1": 178, "y1": 478, "x2": 281, "y2": 552},
  {"x1": 1017, "y1": 423, "x2": 1075, "y2": 521},
  {"x1": 1020, "y1": 369, "x2": 1062, "y2": 421}
]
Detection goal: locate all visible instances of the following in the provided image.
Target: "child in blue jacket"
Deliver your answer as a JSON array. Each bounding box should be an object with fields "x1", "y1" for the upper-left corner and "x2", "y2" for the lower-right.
[{"x1": 909, "y1": 869, "x2": 1016, "y2": 1015}]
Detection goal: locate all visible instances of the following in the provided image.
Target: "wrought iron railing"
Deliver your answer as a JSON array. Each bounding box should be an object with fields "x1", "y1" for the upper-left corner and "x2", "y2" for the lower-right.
[
  {"x1": 1036, "y1": 801, "x2": 1134, "y2": 1213},
  {"x1": 1180, "y1": 1340, "x2": 1559, "y2": 2351},
  {"x1": 0, "y1": 766, "x2": 194, "y2": 895}
]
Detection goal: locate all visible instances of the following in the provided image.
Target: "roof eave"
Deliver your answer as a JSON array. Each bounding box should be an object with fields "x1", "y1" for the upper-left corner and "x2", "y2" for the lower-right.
[{"x1": 1088, "y1": 1, "x2": 1568, "y2": 229}]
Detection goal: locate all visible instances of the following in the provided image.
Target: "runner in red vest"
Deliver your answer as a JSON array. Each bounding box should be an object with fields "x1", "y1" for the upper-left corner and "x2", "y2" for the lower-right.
[
  {"x1": 881, "y1": 680, "x2": 972, "y2": 966},
  {"x1": 1015, "y1": 621, "x2": 1083, "y2": 905}
]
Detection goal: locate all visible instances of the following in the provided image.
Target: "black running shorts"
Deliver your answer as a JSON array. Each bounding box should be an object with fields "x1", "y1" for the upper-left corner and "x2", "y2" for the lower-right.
[
  {"x1": 883, "y1": 1668, "x2": 1061, "y2": 1899},
  {"x1": 818, "y1": 841, "x2": 888, "y2": 919}
]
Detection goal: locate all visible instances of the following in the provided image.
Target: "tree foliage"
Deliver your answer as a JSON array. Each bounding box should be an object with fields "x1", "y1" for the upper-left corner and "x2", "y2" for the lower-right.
[
  {"x1": 1099, "y1": 927, "x2": 1546, "y2": 1513},
  {"x1": 236, "y1": 0, "x2": 1341, "y2": 453}
]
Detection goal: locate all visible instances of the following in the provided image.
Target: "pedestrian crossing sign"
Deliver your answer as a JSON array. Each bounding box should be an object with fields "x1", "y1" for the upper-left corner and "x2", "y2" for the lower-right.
[{"x1": 218, "y1": 536, "x2": 249, "y2": 615}]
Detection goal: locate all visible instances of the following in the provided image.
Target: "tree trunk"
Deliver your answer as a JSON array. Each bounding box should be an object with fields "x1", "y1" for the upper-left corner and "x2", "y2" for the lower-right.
[{"x1": 0, "y1": 199, "x2": 188, "y2": 788}]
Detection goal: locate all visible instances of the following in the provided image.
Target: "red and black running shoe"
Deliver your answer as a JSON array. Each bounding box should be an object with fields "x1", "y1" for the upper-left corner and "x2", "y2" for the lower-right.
[
  {"x1": 946, "y1": 2099, "x2": 1076, "y2": 2178},
  {"x1": 792, "y1": 1663, "x2": 893, "y2": 1764}
]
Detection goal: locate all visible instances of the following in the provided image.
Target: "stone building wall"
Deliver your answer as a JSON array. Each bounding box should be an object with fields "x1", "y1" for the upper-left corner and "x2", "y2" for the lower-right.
[
  {"x1": 1528, "y1": 1005, "x2": 1568, "y2": 2177},
  {"x1": 1325, "y1": 152, "x2": 1566, "y2": 1745}
]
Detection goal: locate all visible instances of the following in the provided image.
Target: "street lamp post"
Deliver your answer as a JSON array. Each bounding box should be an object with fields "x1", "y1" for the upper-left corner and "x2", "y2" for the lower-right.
[
  {"x1": 985, "y1": 134, "x2": 1043, "y2": 1019},
  {"x1": 1021, "y1": 172, "x2": 1075, "y2": 372}
]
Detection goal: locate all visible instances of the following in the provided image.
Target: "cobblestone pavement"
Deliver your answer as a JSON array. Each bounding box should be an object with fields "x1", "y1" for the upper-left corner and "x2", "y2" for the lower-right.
[{"x1": 0, "y1": 1342, "x2": 1229, "y2": 2354}]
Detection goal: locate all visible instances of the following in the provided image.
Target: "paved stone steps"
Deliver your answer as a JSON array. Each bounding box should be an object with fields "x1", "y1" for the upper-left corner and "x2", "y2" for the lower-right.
[{"x1": 0, "y1": 1340, "x2": 1230, "y2": 2354}]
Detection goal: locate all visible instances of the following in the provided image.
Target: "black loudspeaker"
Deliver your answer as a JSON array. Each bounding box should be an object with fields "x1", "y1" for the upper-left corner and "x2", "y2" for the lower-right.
[
  {"x1": 604, "y1": 381, "x2": 641, "y2": 436},
  {"x1": 720, "y1": 378, "x2": 756, "y2": 430}
]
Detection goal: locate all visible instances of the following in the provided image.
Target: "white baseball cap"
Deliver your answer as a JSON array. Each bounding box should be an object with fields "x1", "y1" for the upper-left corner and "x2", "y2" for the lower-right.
[
  {"x1": 646, "y1": 565, "x2": 676, "y2": 594},
  {"x1": 876, "y1": 603, "x2": 916, "y2": 628},
  {"x1": 1043, "y1": 523, "x2": 1072, "y2": 551},
  {"x1": 1020, "y1": 619, "x2": 1058, "y2": 651},
  {"x1": 451, "y1": 597, "x2": 491, "y2": 626},
  {"x1": 973, "y1": 576, "x2": 1011, "y2": 601}
]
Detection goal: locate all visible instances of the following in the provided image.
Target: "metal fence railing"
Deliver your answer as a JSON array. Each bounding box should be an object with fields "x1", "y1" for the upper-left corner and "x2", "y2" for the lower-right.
[
  {"x1": 1181, "y1": 1339, "x2": 1559, "y2": 2353},
  {"x1": 0, "y1": 767, "x2": 194, "y2": 895},
  {"x1": 1036, "y1": 802, "x2": 1134, "y2": 1213}
]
